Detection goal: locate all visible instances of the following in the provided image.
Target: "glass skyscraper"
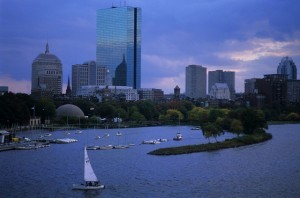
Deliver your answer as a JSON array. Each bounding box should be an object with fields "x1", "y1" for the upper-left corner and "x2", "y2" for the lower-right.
[{"x1": 96, "y1": 6, "x2": 141, "y2": 89}]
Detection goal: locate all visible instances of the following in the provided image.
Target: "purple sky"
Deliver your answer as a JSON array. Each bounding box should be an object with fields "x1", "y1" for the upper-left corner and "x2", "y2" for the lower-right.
[{"x1": 1, "y1": 0, "x2": 300, "y2": 94}]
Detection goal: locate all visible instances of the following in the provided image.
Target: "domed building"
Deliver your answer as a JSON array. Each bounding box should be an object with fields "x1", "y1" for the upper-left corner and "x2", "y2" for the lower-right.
[
  {"x1": 56, "y1": 104, "x2": 85, "y2": 118},
  {"x1": 31, "y1": 43, "x2": 63, "y2": 98},
  {"x1": 277, "y1": 56, "x2": 297, "y2": 80}
]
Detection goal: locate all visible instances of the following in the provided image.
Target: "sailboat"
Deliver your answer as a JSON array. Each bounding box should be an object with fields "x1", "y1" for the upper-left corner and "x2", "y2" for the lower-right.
[{"x1": 73, "y1": 146, "x2": 105, "y2": 190}]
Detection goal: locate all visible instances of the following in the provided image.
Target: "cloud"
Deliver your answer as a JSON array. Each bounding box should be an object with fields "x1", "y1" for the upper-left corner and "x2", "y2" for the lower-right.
[
  {"x1": 216, "y1": 38, "x2": 300, "y2": 62},
  {"x1": 0, "y1": 76, "x2": 31, "y2": 94}
]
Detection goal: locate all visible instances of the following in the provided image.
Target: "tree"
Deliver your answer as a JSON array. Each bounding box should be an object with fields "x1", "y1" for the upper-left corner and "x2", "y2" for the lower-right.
[
  {"x1": 240, "y1": 108, "x2": 267, "y2": 134},
  {"x1": 165, "y1": 109, "x2": 184, "y2": 122},
  {"x1": 201, "y1": 122, "x2": 219, "y2": 143},
  {"x1": 36, "y1": 98, "x2": 56, "y2": 123},
  {"x1": 230, "y1": 119, "x2": 244, "y2": 137},
  {"x1": 188, "y1": 107, "x2": 208, "y2": 123}
]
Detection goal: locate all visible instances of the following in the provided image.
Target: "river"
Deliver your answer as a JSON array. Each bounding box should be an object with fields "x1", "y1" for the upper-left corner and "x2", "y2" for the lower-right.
[{"x1": 0, "y1": 124, "x2": 299, "y2": 197}]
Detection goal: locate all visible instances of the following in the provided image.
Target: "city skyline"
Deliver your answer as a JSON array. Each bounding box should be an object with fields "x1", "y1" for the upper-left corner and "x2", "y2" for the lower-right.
[{"x1": 1, "y1": 0, "x2": 300, "y2": 94}]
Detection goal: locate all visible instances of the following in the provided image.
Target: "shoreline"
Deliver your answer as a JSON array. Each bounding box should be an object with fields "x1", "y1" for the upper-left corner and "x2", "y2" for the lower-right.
[{"x1": 148, "y1": 133, "x2": 273, "y2": 156}]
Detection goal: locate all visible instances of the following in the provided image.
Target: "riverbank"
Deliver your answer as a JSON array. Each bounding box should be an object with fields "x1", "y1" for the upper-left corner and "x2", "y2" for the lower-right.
[{"x1": 148, "y1": 132, "x2": 272, "y2": 155}]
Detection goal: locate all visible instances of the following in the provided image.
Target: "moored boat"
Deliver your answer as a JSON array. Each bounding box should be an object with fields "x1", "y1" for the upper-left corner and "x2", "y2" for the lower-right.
[{"x1": 173, "y1": 133, "x2": 183, "y2": 141}]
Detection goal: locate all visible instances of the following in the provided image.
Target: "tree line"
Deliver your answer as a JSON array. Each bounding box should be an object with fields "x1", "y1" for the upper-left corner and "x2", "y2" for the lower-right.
[{"x1": 1, "y1": 92, "x2": 299, "y2": 132}]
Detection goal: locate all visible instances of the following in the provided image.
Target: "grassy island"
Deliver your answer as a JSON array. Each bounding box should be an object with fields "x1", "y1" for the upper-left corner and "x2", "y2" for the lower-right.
[{"x1": 148, "y1": 133, "x2": 272, "y2": 155}]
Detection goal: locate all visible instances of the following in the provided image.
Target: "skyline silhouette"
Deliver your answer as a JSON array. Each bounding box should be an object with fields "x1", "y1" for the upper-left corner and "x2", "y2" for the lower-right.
[{"x1": 0, "y1": 0, "x2": 299, "y2": 94}]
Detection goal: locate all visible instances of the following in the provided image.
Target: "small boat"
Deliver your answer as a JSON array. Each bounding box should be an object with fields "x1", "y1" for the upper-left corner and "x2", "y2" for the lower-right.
[
  {"x1": 191, "y1": 127, "x2": 201, "y2": 130},
  {"x1": 86, "y1": 145, "x2": 100, "y2": 150},
  {"x1": 113, "y1": 145, "x2": 129, "y2": 149},
  {"x1": 44, "y1": 133, "x2": 52, "y2": 137},
  {"x1": 73, "y1": 146, "x2": 105, "y2": 190},
  {"x1": 104, "y1": 133, "x2": 110, "y2": 137},
  {"x1": 99, "y1": 145, "x2": 114, "y2": 150},
  {"x1": 173, "y1": 133, "x2": 183, "y2": 141},
  {"x1": 158, "y1": 138, "x2": 168, "y2": 142},
  {"x1": 75, "y1": 130, "x2": 82, "y2": 134},
  {"x1": 116, "y1": 132, "x2": 122, "y2": 136},
  {"x1": 142, "y1": 140, "x2": 160, "y2": 144},
  {"x1": 95, "y1": 135, "x2": 101, "y2": 139}
]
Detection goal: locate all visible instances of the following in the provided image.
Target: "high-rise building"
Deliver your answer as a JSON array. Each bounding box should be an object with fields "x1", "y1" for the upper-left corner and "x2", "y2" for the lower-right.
[
  {"x1": 31, "y1": 43, "x2": 62, "y2": 98},
  {"x1": 277, "y1": 56, "x2": 297, "y2": 80},
  {"x1": 72, "y1": 61, "x2": 109, "y2": 96},
  {"x1": 185, "y1": 65, "x2": 207, "y2": 99},
  {"x1": 208, "y1": 70, "x2": 235, "y2": 99},
  {"x1": 96, "y1": 6, "x2": 141, "y2": 89}
]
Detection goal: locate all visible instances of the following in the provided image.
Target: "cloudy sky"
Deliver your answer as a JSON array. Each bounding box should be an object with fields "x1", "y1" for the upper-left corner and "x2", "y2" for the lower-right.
[{"x1": 1, "y1": 0, "x2": 300, "y2": 94}]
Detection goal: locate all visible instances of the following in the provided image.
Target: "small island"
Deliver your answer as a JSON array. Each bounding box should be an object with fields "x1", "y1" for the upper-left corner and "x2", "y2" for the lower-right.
[
  {"x1": 148, "y1": 133, "x2": 272, "y2": 155},
  {"x1": 149, "y1": 108, "x2": 272, "y2": 155}
]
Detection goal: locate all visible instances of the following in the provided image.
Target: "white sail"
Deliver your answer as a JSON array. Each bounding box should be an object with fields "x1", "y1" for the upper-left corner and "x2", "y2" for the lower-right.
[{"x1": 84, "y1": 146, "x2": 98, "y2": 182}]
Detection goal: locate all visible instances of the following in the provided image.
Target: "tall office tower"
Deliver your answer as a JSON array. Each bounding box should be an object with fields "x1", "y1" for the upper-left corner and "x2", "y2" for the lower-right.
[
  {"x1": 96, "y1": 6, "x2": 141, "y2": 89},
  {"x1": 31, "y1": 43, "x2": 62, "y2": 98},
  {"x1": 208, "y1": 70, "x2": 235, "y2": 99},
  {"x1": 277, "y1": 56, "x2": 297, "y2": 80},
  {"x1": 72, "y1": 61, "x2": 109, "y2": 96},
  {"x1": 185, "y1": 65, "x2": 207, "y2": 99}
]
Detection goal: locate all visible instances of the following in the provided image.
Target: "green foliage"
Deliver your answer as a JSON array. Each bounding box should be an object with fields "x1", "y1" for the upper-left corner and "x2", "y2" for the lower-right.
[
  {"x1": 160, "y1": 109, "x2": 184, "y2": 122},
  {"x1": 0, "y1": 92, "x2": 34, "y2": 126},
  {"x1": 36, "y1": 98, "x2": 56, "y2": 122},
  {"x1": 188, "y1": 107, "x2": 208, "y2": 123},
  {"x1": 230, "y1": 119, "x2": 244, "y2": 136}
]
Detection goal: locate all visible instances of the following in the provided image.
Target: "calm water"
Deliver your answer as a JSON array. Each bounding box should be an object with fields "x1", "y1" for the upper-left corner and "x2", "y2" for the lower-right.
[{"x1": 1, "y1": 124, "x2": 300, "y2": 198}]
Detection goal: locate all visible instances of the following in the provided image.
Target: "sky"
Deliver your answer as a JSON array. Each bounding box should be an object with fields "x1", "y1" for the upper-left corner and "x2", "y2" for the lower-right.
[{"x1": 1, "y1": 0, "x2": 300, "y2": 94}]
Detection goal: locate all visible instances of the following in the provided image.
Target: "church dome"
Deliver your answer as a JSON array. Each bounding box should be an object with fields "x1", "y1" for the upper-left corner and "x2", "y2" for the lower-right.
[{"x1": 56, "y1": 104, "x2": 85, "y2": 118}]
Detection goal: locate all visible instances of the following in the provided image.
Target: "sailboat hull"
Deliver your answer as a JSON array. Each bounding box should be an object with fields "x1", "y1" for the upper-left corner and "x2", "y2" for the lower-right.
[{"x1": 72, "y1": 184, "x2": 105, "y2": 190}]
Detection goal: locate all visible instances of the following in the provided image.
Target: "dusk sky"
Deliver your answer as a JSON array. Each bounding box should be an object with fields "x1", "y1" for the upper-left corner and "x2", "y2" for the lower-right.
[{"x1": 1, "y1": 0, "x2": 300, "y2": 94}]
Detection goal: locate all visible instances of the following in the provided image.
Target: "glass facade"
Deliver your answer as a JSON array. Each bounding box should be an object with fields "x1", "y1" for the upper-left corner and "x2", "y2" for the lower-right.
[{"x1": 96, "y1": 6, "x2": 141, "y2": 89}]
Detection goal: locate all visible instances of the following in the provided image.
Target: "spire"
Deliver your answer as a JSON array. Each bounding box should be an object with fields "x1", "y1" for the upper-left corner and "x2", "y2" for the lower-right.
[
  {"x1": 66, "y1": 76, "x2": 72, "y2": 96},
  {"x1": 45, "y1": 42, "x2": 49, "y2": 54}
]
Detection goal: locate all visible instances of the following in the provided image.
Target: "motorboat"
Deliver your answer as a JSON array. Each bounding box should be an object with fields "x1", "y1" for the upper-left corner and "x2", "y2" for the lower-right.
[
  {"x1": 173, "y1": 133, "x2": 183, "y2": 141},
  {"x1": 73, "y1": 146, "x2": 105, "y2": 190},
  {"x1": 116, "y1": 132, "x2": 122, "y2": 136},
  {"x1": 75, "y1": 130, "x2": 82, "y2": 134}
]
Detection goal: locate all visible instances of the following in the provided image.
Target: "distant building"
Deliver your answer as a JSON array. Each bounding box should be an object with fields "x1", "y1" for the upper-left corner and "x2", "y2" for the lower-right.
[
  {"x1": 77, "y1": 85, "x2": 139, "y2": 101},
  {"x1": 244, "y1": 78, "x2": 258, "y2": 94},
  {"x1": 277, "y1": 56, "x2": 297, "y2": 80},
  {"x1": 287, "y1": 80, "x2": 300, "y2": 103},
  {"x1": 208, "y1": 70, "x2": 235, "y2": 99},
  {"x1": 255, "y1": 74, "x2": 287, "y2": 105},
  {"x1": 174, "y1": 85, "x2": 180, "y2": 99},
  {"x1": 138, "y1": 88, "x2": 164, "y2": 101},
  {"x1": 0, "y1": 86, "x2": 8, "y2": 95},
  {"x1": 31, "y1": 43, "x2": 62, "y2": 98},
  {"x1": 185, "y1": 65, "x2": 207, "y2": 99},
  {"x1": 96, "y1": 6, "x2": 141, "y2": 89},
  {"x1": 209, "y1": 83, "x2": 230, "y2": 100},
  {"x1": 72, "y1": 61, "x2": 109, "y2": 96}
]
